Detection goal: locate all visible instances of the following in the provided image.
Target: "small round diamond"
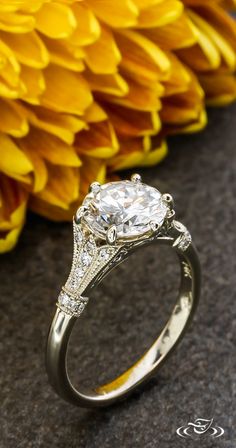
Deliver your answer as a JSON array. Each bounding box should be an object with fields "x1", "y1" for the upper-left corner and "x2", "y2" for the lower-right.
[
  {"x1": 99, "y1": 248, "x2": 110, "y2": 261},
  {"x1": 58, "y1": 291, "x2": 71, "y2": 307},
  {"x1": 75, "y1": 229, "x2": 83, "y2": 244},
  {"x1": 85, "y1": 239, "x2": 94, "y2": 254},
  {"x1": 75, "y1": 267, "x2": 84, "y2": 278},
  {"x1": 81, "y1": 250, "x2": 92, "y2": 266}
]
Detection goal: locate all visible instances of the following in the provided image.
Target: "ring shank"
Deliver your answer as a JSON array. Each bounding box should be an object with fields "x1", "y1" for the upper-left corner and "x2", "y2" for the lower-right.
[{"x1": 46, "y1": 239, "x2": 200, "y2": 407}]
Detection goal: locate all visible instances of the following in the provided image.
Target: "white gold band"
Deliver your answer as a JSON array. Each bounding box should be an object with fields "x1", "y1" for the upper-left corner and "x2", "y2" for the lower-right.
[{"x1": 46, "y1": 218, "x2": 200, "y2": 407}]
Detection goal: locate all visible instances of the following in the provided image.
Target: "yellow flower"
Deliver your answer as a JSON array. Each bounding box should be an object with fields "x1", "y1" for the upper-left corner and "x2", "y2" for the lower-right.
[{"x1": 0, "y1": 0, "x2": 235, "y2": 252}]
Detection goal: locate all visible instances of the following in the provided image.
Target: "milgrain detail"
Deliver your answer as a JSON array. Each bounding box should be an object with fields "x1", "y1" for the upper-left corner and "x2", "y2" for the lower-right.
[
  {"x1": 57, "y1": 222, "x2": 120, "y2": 316},
  {"x1": 57, "y1": 219, "x2": 193, "y2": 317}
]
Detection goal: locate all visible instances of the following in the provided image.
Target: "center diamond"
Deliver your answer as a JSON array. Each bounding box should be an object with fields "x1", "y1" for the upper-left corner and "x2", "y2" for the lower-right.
[{"x1": 83, "y1": 180, "x2": 168, "y2": 241}]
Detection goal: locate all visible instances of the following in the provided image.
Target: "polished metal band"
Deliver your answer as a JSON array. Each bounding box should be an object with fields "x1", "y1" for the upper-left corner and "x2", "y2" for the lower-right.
[{"x1": 46, "y1": 221, "x2": 200, "y2": 407}]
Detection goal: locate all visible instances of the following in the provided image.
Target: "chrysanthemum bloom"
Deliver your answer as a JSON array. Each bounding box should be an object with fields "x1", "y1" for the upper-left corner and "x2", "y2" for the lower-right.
[{"x1": 0, "y1": 0, "x2": 235, "y2": 252}]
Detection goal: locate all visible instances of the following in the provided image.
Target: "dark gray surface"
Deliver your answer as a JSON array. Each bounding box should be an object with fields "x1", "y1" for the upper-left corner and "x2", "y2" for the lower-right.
[{"x1": 0, "y1": 104, "x2": 236, "y2": 448}]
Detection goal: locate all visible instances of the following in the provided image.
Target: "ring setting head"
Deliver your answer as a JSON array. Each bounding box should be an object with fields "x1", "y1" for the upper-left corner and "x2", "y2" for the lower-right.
[{"x1": 76, "y1": 174, "x2": 174, "y2": 243}]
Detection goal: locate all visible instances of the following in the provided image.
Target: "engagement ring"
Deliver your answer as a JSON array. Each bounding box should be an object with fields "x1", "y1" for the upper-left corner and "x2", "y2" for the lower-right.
[{"x1": 46, "y1": 174, "x2": 201, "y2": 407}]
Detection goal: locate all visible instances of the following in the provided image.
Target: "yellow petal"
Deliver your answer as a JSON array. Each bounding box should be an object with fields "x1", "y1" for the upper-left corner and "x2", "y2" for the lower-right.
[
  {"x1": 29, "y1": 159, "x2": 105, "y2": 221},
  {"x1": 86, "y1": 70, "x2": 129, "y2": 97},
  {"x1": 108, "y1": 136, "x2": 167, "y2": 170},
  {"x1": 75, "y1": 121, "x2": 119, "y2": 158},
  {"x1": 219, "y1": 0, "x2": 236, "y2": 9},
  {"x1": 163, "y1": 53, "x2": 192, "y2": 96},
  {"x1": 29, "y1": 195, "x2": 75, "y2": 221},
  {"x1": 137, "y1": 0, "x2": 183, "y2": 28},
  {"x1": 200, "y1": 72, "x2": 236, "y2": 105},
  {"x1": 133, "y1": 0, "x2": 165, "y2": 8},
  {"x1": 0, "y1": 175, "x2": 27, "y2": 229},
  {"x1": 105, "y1": 103, "x2": 162, "y2": 136},
  {"x1": 20, "y1": 128, "x2": 82, "y2": 167},
  {"x1": 141, "y1": 138, "x2": 168, "y2": 166},
  {"x1": 0, "y1": 64, "x2": 20, "y2": 90},
  {"x1": 0, "y1": 1, "x2": 44, "y2": 14},
  {"x1": 34, "y1": 2, "x2": 77, "y2": 39},
  {"x1": 178, "y1": 109, "x2": 208, "y2": 133},
  {"x1": 20, "y1": 65, "x2": 45, "y2": 104},
  {"x1": 188, "y1": 9, "x2": 236, "y2": 70},
  {"x1": 41, "y1": 65, "x2": 93, "y2": 115},
  {"x1": 0, "y1": 98, "x2": 29, "y2": 137},
  {"x1": 19, "y1": 2, "x2": 44, "y2": 13},
  {"x1": 0, "y1": 133, "x2": 33, "y2": 181},
  {"x1": 85, "y1": 0, "x2": 139, "y2": 28},
  {"x1": 0, "y1": 30, "x2": 49, "y2": 68},
  {"x1": 83, "y1": 101, "x2": 108, "y2": 123},
  {"x1": 42, "y1": 36, "x2": 85, "y2": 72},
  {"x1": 0, "y1": 11, "x2": 35, "y2": 33},
  {"x1": 161, "y1": 71, "x2": 204, "y2": 125},
  {"x1": 0, "y1": 177, "x2": 28, "y2": 253},
  {"x1": 109, "y1": 76, "x2": 163, "y2": 111},
  {"x1": 193, "y1": 3, "x2": 236, "y2": 51},
  {"x1": 70, "y1": 3, "x2": 101, "y2": 46},
  {"x1": 164, "y1": 108, "x2": 207, "y2": 134},
  {"x1": 177, "y1": 17, "x2": 221, "y2": 71},
  {"x1": 0, "y1": 36, "x2": 20, "y2": 74},
  {"x1": 32, "y1": 164, "x2": 80, "y2": 210},
  {"x1": 84, "y1": 26, "x2": 121, "y2": 74},
  {"x1": 142, "y1": 13, "x2": 196, "y2": 49},
  {"x1": 22, "y1": 105, "x2": 86, "y2": 144},
  {"x1": 19, "y1": 144, "x2": 48, "y2": 193},
  {"x1": 0, "y1": 76, "x2": 26, "y2": 99},
  {"x1": 79, "y1": 157, "x2": 106, "y2": 199},
  {"x1": 115, "y1": 29, "x2": 171, "y2": 84},
  {"x1": 0, "y1": 38, "x2": 23, "y2": 93},
  {"x1": 161, "y1": 102, "x2": 199, "y2": 124}
]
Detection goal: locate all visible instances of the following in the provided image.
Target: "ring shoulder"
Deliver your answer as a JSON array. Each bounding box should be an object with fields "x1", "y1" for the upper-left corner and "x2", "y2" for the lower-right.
[
  {"x1": 57, "y1": 221, "x2": 121, "y2": 317},
  {"x1": 56, "y1": 219, "x2": 193, "y2": 318}
]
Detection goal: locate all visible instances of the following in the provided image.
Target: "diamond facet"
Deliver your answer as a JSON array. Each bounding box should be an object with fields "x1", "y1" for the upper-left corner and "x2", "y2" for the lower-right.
[
  {"x1": 81, "y1": 250, "x2": 92, "y2": 266},
  {"x1": 83, "y1": 180, "x2": 168, "y2": 240},
  {"x1": 99, "y1": 248, "x2": 110, "y2": 261},
  {"x1": 58, "y1": 291, "x2": 89, "y2": 316}
]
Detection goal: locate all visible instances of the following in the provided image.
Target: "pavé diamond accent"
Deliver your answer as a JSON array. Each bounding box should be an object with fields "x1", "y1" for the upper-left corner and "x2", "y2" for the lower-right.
[
  {"x1": 75, "y1": 267, "x2": 84, "y2": 278},
  {"x1": 83, "y1": 180, "x2": 168, "y2": 241},
  {"x1": 81, "y1": 250, "x2": 92, "y2": 266},
  {"x1": 178, "y1": 232, "x2": 192, "y2": 251},
  {"x1": 99, "y1": 248, "x2": 110, "y2": 261},
  {"x1": 58, "y1": 291, "x2": 89, "y2": 316},
  {"x1": 74, "y1": 226, "x2": 83, "y2": 244},
  {"x1": 174, "y1": 221, "x2": 192, "y2": 251}
]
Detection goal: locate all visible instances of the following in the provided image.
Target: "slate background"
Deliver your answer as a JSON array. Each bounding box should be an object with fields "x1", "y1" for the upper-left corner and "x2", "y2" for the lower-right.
[{"x1": 0, "y1": 104, "x2": 235, "y2": 448}]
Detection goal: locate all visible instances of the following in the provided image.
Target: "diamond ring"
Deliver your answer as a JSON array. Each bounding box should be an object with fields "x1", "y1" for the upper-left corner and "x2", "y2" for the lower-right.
[{"x1": 46, "y1": 174, "x2": 201, "y2": 407}]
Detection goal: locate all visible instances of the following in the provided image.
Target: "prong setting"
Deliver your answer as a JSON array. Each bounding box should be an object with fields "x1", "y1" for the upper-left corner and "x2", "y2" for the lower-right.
[
  {"x1": 89, "y1": 181, "x2": 101, "y2": 194},
  {"x1": 82, "y1": 180, "x2": 169, "y2": 242},
  {"x1": 162, "y1": 193, "x2": 174, "y2": 209},
  {"x1": 106, "y1": 224, "x2": 117, "y2": 245},
  {"x1": 166, "y1": 208, "x2": 175, "y2": 222},
  {"x1": 131, "y1": 173, "x2": 142, "y2": 183},
  {"x1": 150, "y1": 221, "x2": 160, "y2": 233},
  {"x1": 75, "y1": 205, "x2": 89, "y2": 224}
]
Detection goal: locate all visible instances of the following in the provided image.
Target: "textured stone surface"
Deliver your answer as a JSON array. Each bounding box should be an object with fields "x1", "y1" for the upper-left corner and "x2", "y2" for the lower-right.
[{"x1": 0, "y1": 104, "x2": 236, "y2": 448}]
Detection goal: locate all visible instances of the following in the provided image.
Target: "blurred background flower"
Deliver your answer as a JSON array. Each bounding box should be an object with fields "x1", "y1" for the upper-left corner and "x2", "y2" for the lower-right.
[{"x1": 0, "y1": 0, "x2": 235, "y2": 252}]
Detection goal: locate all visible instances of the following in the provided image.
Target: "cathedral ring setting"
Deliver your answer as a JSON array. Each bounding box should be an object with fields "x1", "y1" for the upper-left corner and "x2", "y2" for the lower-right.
[{"x1": 46, "y1": 174, "x2": 201, "y2": 407}]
